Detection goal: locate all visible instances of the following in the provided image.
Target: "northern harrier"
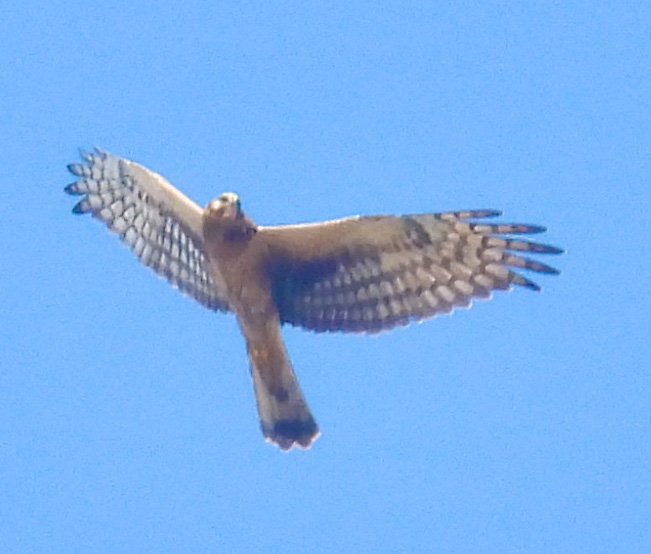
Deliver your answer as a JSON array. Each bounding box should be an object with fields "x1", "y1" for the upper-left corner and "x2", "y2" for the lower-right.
[{"x1": 65, "y1": 149, "x2": 562, "y2": 451}]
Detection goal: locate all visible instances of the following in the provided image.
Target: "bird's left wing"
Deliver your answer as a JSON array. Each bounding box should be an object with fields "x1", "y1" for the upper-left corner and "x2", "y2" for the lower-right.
[
  {"x1": 260, "y1": 211, "x2": 562, "y2": 333},
  {"x1": 65, "y1": 149, "x2": 230, "y2": 311}
]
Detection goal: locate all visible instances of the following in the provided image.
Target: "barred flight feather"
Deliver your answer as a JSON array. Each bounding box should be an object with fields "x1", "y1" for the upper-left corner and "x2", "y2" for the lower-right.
[
  {"x1": 65, "y1": 150, "x2": 229, "y2": 311},
  {"x1": 271, "y1": 211, "x2": 562, "y2": 333}
]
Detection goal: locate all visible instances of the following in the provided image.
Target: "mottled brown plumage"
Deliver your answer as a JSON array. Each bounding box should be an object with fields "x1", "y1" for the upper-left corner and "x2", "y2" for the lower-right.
[{"x1": 65, "y1": 149, "x2": 562, "y2": 450}]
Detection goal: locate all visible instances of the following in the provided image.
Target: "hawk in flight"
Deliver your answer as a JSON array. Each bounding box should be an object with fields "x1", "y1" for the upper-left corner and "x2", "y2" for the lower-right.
[{"x1": 65, "y1": 149, "x2": 562, "y2": 451}]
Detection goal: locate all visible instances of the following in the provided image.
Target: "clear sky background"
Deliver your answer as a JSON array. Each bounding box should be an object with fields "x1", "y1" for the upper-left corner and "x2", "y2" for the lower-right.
[{"x1": 2, "y1": 2, "x2": 650, "y2": 553}]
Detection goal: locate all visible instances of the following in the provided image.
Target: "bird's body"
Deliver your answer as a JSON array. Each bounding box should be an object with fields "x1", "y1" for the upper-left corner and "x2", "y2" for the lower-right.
[
  {"x1": 202, "y1": 195, "x2": 318, "y2": 448},
  {"x1": 65, "y1": 149, "x2": 562, "y2": 451}
]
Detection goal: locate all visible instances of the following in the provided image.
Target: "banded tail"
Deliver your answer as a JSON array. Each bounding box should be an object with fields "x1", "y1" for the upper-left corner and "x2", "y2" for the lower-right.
[{"x1": 241, "y1": 318, "x2": 319, "y2": 450}]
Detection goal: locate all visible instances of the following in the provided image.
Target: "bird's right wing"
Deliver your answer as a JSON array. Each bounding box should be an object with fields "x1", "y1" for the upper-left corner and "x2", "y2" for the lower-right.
[{"x1": 65, "y1": 149, "x2": 230, "y2": 311}]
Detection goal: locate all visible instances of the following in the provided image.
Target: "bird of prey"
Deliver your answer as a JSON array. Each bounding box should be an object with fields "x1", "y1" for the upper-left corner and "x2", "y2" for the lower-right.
[{"x1": 65, "y1": 149, "x2": 562, "y2": 451}]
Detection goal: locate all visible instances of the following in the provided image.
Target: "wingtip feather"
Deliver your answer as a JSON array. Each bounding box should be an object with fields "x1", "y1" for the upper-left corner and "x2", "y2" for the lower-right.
[
  {"x1": 511, "y1": 274, "x2": 542, "y2": 291},
  {"x1": 71, "y1": 200, "x2": 88, "y2": 214},
  {"x1": 64, "y1": 182, "x2": 81, "y2": 195},
  {"x1": 518, "y1": 224, "x2": 547, "y2": 234},
  {"x1": 529, "y1": 242, "x2": 564, "y2": 255}
]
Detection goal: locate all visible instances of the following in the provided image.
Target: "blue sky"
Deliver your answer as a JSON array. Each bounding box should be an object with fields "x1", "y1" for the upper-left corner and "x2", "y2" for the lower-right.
[{"x1": 2, "y1": 2, "x2": 650, "y2": 552}]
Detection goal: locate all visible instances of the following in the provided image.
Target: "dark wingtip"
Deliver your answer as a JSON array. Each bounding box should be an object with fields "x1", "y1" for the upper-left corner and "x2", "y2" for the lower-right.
[
  {"x1": 67, "y1": 163, "x2": 84, "y2": 177},
  {"x1": 530, "y1": 242, "x2": 564, "y2": 255},
  {"x1": 523, "y1": 281, "x2": 542, "y2": 291},
  {"x1": 512, "y1": 273, "x2": 542, "y2": 291},
  {"x1": 64, "y1": 182, "x2": 80, "y2": 195},
  {"x1": 462, "y1": 209, "x2": 502, "y2": 219},
  {"x1": 71, "y1": 201, "x2": 87, "y2": 214},
  {"x1": 527, "y1": 260, "x2": 561, "y2": 275},
  {"x1": 517, "y1": 224, "x2": 547, "y2": 234},
  {"x1": 476, "y1": 209, "x2": 502, "y2": 218}
]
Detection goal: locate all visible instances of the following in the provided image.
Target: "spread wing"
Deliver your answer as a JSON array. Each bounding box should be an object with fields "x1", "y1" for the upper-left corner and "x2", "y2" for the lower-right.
[
  {"x1": 65, "y1": 149, "x2": 230, "y2": 311},
  {"x1": 262, "y1": 211, "x2": 562, "y2": 333}
]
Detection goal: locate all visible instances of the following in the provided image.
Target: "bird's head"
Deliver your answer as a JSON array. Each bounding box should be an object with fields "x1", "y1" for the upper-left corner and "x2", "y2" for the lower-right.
[{"x1": 205, "y1": 192, "x2": 242, "y2": 221}]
